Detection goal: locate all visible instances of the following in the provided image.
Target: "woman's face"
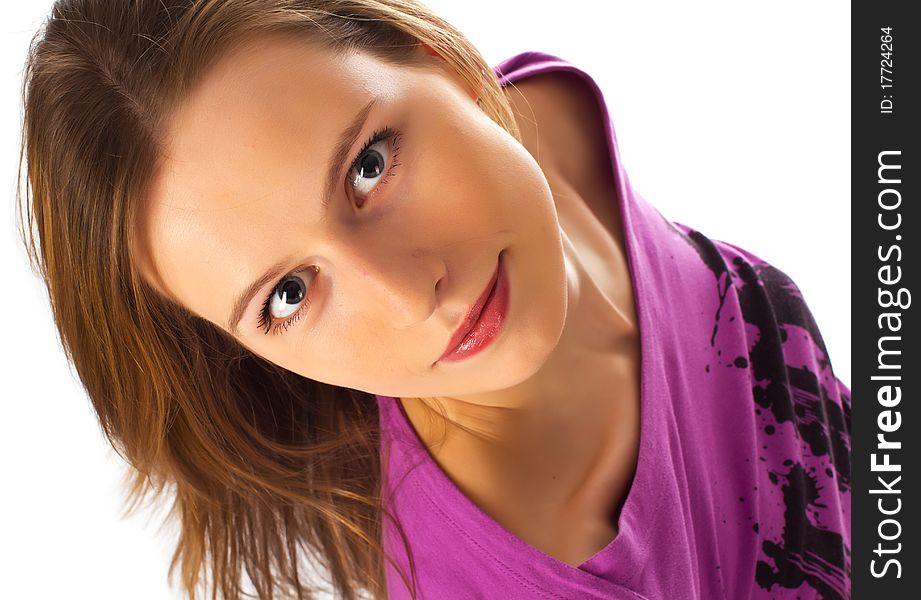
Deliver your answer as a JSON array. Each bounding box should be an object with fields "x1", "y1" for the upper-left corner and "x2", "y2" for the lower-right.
[{"x1": 138, "y1": 34, "x2": 568, "y2": 399}]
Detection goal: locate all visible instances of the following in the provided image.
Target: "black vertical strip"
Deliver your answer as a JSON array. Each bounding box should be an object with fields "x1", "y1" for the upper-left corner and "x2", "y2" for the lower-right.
[{"x1": 852, "y1": 1, "x2": 920, "y2": 597}]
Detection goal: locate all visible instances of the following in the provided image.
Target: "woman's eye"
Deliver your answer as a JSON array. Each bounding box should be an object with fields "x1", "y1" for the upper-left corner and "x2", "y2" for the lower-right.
[
  {"x1": 269, "y1": 276, "x2": 307, "y2": 318},
  {"x1": 346, "y1": 127, "x2": 401, "y2": 204},
  {"x1": 258, "y1": 267, "x2": 318, "y2": 334}
]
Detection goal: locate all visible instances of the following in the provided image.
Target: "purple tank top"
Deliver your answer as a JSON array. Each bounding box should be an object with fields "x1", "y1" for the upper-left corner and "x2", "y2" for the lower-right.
[{"x1": 374, "y1": 51, "x2": 851, "y2": 600}]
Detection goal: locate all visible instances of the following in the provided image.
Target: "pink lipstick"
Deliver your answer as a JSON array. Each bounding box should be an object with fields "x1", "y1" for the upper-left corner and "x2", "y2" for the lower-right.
[{"x1": 439, "y1": 252, "x2": 509, "y2": 363}]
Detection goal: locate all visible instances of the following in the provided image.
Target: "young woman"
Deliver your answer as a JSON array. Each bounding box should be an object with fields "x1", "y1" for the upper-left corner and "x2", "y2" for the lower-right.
[{"x1": 16, "y1": 1, "x2": 851, "y2": 598}]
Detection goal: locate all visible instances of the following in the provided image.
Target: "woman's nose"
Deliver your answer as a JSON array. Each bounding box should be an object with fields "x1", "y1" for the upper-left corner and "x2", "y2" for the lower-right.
[{"x1": 333, "y1": 242, "x2": 445, "y2": 330}]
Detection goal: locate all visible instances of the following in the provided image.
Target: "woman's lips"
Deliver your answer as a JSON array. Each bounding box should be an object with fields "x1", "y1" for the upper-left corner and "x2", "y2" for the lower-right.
[
  {"x1": 438, "y1": 252, "x2": 508, "y2": 362},
  {"x1": 441, "y1": 261, "x2": 499, "y2": 358}
]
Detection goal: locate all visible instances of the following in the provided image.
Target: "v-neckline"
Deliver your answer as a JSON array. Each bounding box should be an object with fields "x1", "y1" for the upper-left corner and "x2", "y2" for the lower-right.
[{"x1": 376, "y1": 51, "x2": 665, "y2": 593}]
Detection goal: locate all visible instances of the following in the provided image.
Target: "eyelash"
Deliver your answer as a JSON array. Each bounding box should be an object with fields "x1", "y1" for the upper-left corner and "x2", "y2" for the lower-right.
[{"x1": 256, "y1": 125, "x2": 403, "y2": 335}]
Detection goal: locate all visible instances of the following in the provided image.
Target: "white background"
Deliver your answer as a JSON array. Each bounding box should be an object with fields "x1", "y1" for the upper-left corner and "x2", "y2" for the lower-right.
[{"x1": 2, "y1": 1, "x2": 849, "y2": 598}]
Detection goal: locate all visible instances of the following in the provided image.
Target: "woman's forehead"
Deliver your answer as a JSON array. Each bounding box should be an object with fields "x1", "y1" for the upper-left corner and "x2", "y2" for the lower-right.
[{"x1": 166, "y1": 37, "x2": 400, "y2": 148}]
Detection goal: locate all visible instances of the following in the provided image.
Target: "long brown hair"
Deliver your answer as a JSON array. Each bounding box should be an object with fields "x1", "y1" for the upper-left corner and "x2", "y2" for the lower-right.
[{"x1": 15, "y1": 1, "x2": 521, "y2": 598}]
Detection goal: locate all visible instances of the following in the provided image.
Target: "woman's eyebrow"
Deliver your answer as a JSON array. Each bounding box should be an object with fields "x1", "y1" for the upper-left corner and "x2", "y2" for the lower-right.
[
  {"x1": 319, "y1": 96, "x2": 378, "y2": 210},
  {"x1": 225, "y1": 96, "x2": 378, "y2": 336}
]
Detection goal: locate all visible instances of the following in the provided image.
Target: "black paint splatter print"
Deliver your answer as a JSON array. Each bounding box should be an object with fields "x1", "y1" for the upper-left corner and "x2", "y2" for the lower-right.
[{"x1": 681, "y1": 227, "x2": 852, "y2": 599}]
